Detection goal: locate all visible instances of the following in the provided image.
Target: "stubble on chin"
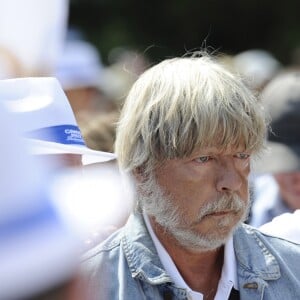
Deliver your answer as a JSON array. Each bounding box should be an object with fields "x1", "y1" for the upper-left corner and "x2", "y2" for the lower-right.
[{"x1": 138, "y1": 175, "x2": 249, "y2": 251}]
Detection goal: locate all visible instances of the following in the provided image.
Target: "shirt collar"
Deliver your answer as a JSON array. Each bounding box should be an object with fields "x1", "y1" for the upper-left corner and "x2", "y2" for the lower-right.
[{"x1": 143, "y1": 213, "x2": 238, "y2": 299}]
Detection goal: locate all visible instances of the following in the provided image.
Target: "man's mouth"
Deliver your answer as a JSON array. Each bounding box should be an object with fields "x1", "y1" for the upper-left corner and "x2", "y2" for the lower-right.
[{"x1": 205, "y1": 210, "x2": 234, "y2": 217}]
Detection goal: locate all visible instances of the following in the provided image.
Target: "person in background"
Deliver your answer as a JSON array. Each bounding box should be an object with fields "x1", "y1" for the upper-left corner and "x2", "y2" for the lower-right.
[
  {"x1": 100, "y1": 47, "x2": 150, "y2": 106},
  {"x1": 55, "y1": 37, "x2": 117, "y2": 126},
  {"x1": 0, "y1": 102, "x2": 84, "y2": 300},
  {"x1": 249, "y1": 71, "x2": 300, "y2": 227},
  {"x1": 81, "y1": 111, "x2": 119, "y2": 153},
  {"x1": 82, "y1": 53, "x2": 300, "y2": 300}
]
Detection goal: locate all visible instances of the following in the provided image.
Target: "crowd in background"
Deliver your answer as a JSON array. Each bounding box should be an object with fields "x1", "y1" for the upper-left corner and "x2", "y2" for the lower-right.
[{"x1": 1, "y1": 0, "x2": 300, "y2": 299}]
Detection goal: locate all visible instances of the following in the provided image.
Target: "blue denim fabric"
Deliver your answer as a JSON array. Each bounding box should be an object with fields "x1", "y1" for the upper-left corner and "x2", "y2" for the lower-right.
[{"x1": 82, "y1": 213, "x2": 300, "y2": 300}]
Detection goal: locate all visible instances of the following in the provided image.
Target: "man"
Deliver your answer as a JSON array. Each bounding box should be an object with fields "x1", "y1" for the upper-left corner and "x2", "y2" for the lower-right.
[
  {"x1": 82, "y1": 54, "x2": 300, "y2": 299},
  {"x1": 55, "y1": 37, "x2": 118, "y2": 126},
  {"x1": 249, "y1": 71, "x2": 300, "y2": 227}
]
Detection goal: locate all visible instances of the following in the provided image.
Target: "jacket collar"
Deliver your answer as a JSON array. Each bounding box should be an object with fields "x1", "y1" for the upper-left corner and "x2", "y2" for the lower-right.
[
  {"x1": 121, "y1": 212, "x2": 173, "y2": 285},
  {"x1": 122, "y1": 214, "x2": 281, "y2": 285},
  {"x1": 233, "y1": 224, "x2": 281, "y2": 281}
]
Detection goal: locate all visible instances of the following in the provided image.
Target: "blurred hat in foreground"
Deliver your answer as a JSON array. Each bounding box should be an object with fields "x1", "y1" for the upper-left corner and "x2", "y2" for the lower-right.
[
  {"x1": 0, "y1": 77, "x2": 116, "y2": 164},
  {"x1": 52, "y1": 163, "x2": 134, "y2": 251},
  {"x1": 253, "y1": 71, "x2": 300, "y2": 173},
  {"x1": 0, "y1": 0, "x2": 69, "y2": 76},
  {"x1": 0, "y1": 103, "x2": 79, "y2": 300}
]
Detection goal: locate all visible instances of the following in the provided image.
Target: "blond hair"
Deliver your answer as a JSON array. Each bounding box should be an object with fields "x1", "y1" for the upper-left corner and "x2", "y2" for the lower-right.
[{"x1": 115, "y1": 53, "x2": 267, "y2": 175}]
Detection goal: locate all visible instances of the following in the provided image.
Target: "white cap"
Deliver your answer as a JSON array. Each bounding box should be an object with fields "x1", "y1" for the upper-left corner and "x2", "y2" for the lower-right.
[
  {"x1": 55, "y1": 39, "x2": 103, "y2": 90},
  {"x1": 233, "y1": 49, "x2": 281, "y2": 90},
  {"x1": 0, "y1": 77, "x2": 116, "y2": 164},
  {"x1": 0, "y1": 103, "x2": 79, "y2": 300}
]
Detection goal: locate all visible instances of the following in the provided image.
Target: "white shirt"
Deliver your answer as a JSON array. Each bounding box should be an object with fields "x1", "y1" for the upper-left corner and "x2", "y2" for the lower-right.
[
  {"x1": 260, "y1": 209, "x2": 300, "y2": 243},
  {"x1": 250, "y1": 173, "x2": 291, "y2": 227},
  {"x1": 143, "y1": 214, "x2": 238, "y2": 300}
]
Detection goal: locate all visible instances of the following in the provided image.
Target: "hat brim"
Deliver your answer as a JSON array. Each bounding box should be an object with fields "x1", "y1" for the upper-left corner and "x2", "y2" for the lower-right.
[
  {"x1": 252, "y1": 141, "x2": 300, "y2": 174},
  {"x1": 25, "y1": 138, "x2": 116, "y2": 165}
]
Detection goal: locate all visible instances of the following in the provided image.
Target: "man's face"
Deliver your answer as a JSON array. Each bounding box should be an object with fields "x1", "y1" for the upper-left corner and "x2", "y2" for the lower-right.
[
  {"x1": 274, "y1": 171, "x2": 300, "y2": 210},
  {"x1": 35, "y1": 154, "x2": 83, "y2": 171},
  {"x1": 141, "y1": 146, "x2": 251, "y2": 251}
]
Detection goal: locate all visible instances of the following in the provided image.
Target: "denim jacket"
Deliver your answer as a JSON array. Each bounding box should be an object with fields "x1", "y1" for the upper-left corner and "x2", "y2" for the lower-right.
[{"x1": 82, "y1": 213, "x2": 300, "y2": 300}]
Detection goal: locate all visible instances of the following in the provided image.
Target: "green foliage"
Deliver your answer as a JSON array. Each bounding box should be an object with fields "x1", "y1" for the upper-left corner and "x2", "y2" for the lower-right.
[{"x1": 69, "y1": 0, "x2": 300, "y2": 65}]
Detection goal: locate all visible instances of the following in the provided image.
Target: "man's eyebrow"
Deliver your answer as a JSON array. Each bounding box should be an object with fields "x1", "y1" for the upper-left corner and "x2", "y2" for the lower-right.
[
  {"x1": 191, "y1": 149, "x2": 220, "y2": 156},
  {"x1": 193, "y1": 148, "x2": 249, "y2": 156}
]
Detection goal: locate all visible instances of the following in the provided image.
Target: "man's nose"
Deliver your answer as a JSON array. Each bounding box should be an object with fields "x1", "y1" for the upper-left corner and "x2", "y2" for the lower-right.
[{"x1": 216, "y1": 161, "x2": 243, "y2": 192}]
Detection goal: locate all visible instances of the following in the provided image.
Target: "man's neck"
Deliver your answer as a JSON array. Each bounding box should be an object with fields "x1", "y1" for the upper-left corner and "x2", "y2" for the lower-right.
[{"x1": 149, "y1": 216, "x2": 224, "y2": 299}]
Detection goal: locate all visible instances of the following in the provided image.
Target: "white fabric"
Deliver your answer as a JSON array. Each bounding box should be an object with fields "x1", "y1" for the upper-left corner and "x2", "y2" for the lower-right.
[
  {"x1": 1, "y1": 222, "x2": 78, "y2": 300},
  {"x1": 144, "y1": 214, "x2": 238, "y2": 300},
  {"x1": 28, "y1": 138, "x2": 116, "y2": 164},
  {"x1": 0, "y1": 77, "x2": 116, "y2": 164},
  {"x1": 214, "y1": 237, "x2": 238, "y2": 300},
  {"x1": 51, "y1": 165, "x2": 134, "y2": 246},
  {"x1": 260, "y1": 210, "x2": 300, "y2": 243},
  {"x1": 250, "y1": 174, "x2": 291, "y2": 227},
  {"x1": 0, "y1": 0, "x2": 69, "y2": 76},
  {"x1": 0, "y1": 103, "x2": 79, "y2": 300},
  {"x1": 1, "y1": 77, "x2": 79, "y2": 132}
]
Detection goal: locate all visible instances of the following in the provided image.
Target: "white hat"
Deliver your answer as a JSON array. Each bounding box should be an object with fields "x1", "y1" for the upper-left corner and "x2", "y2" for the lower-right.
[
  {"x1": 0, "y1": 77, "x2": 116, "y2": 164},
  {"x1": 0, "y1": 0, "x2": 69, "y2": 76},
  {"x1": 0, "y1": 103, "x2": 79, "y2": 299},
  {"x1": 55, "y1": 39, "x2": 104, "y2": 90},
  {"x1": 233, "y1": 49, "x2": 281, "y2": 90}
]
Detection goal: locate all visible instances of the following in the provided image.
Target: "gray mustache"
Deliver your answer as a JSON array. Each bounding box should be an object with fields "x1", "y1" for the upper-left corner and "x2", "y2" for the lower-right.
[{"x1": 197, "y1": 194, "x2": 245, "y2": 219}]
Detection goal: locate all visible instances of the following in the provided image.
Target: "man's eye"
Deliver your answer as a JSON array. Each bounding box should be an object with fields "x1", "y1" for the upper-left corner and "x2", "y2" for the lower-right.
[
  {"x1": 195, "y1": 156, "x2": 211, "y2": 163},
  {"x1": 236, "y1": 153, "x2": 250, "y2": 160}
]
